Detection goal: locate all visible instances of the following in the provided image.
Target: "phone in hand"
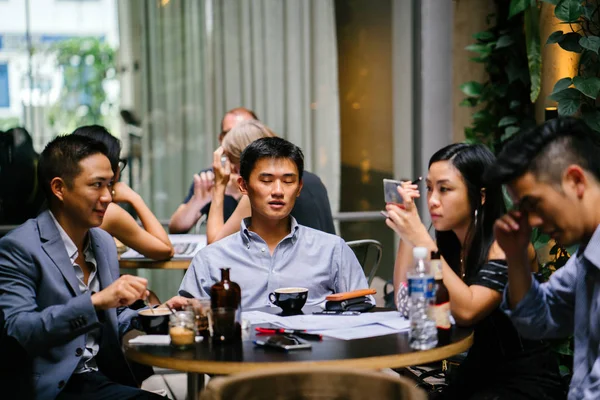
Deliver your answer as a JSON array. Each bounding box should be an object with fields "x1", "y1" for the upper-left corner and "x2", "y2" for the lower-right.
[
  {"x1": 254, "y1": 335, "x2": 312, "y2": 351},
  {"x1": 383, "y1": 179, "x2": 404, "y2": 204}
]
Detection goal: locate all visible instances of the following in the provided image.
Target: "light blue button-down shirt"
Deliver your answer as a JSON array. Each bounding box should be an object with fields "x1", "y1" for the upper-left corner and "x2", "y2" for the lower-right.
[
  {"x1": 179, "y1": 217, "x2": 370, "y2": 309},
  {"x1": 49, "y1": 211, "x2": 100, "y2": 374},
  {"x1": 502, "y1": 224, "x2": 600, "y2": 400}
]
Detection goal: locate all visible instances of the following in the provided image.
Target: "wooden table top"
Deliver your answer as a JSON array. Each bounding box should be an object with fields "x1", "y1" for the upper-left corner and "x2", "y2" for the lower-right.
[
  {"x1": 124, "y1": 308, "x2": 473, "y2": 375},
  {"x1": 119, "y1": 258, "x2": 192, "y2": 270}
]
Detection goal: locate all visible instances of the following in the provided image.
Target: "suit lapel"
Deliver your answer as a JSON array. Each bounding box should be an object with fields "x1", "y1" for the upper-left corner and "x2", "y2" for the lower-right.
[
  {"x1": 90, "y1": 229, "x2": 119, "y2": 337},
  {"x1": 38, "y1": 211, "x2": 81, "y2": 296}
]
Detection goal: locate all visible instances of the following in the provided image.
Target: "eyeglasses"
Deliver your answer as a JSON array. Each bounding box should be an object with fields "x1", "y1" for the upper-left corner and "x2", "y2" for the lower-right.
[{"x1": 118, "y1": 158, "x2": 128, "y2": 173}]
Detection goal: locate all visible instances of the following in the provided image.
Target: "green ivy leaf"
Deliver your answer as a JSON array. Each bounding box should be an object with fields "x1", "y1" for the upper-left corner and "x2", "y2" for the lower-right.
[
  {"x1": 579, "y1": 36, "x2": 600, "y2": 54},
  {"x1": 498, "y1": 116, "x2": 518, "y2": 127},
  {"x1": 525, "y1": 5, "x2": 542, "y2": 102},
  {"x1": 509, "y1": 100, "x2": 522, "y2": 110},
  {"x1": 546, "y1": 30, "x2": 564, "y2": 44},
  {"x1": 558, "y1": 97, "x2": 582, "y2": 116},
  {"x1": 573, "y1": 76, "x2": 600, "y2": 99},
  {"x1": 582, "y1": 110, "x2": 600, "y2": 133},
  {"x1": 508, "y1": 0, "x2": 531, "y2": 18},
  {"x1": 460, "y1": 81, "x2": 483, "y2": 97},
  {"x1": 534, "y1": 233, "x2": 551, "y2": 249},
  {"x1": 473, "y1": 31, "x2": 495, "y2": 41},
  {"x1": 558, "y1": 32, "x2": 584, "y2": 53},
  {"x1": 465, "y1": 43, "x2": 493, "y2": 55},
  {"x1": 496, "y1": 35, "x2": 514, "y2": 49},
  {"x1": 551, "y1": 77, "x2": 573, "y2": 95},
  {"x1": 502, "y1": 126, "x2": 520, "y2": 141},
  {"x1": 554, "y1": 0, "x2": 584, "y2": 23},
  {"x1": 549, "y1": 87, "x2": 580, "y2": 102},
  {"x1": 540, "y1": 0, "x2": 559, "y2": 3}
]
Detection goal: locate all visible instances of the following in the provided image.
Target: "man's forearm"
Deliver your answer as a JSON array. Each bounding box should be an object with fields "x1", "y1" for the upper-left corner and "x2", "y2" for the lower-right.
[
  {"x1": 506, "y1": 249, "x2": 533, "y2": 309},
  {"x1": 169, "y1": 199, "x2": 203, "y2": 233}
]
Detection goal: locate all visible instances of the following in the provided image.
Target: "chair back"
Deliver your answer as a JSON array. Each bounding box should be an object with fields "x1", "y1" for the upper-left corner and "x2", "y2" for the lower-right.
[
  {"x1": 346, "y1": 239, "x2": 383, "y2": 285},
  {"x1": 199, "y1": 366, "x2": 426, "y2": 400}
]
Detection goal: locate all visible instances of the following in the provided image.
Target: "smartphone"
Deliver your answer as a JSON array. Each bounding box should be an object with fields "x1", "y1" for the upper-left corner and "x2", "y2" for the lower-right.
[
  {"x1": 383, "y1": 178, "x2": 404, "y2": 204},
  {"x1": 254, "y1": 335, "x2": 312, "y2": 351}
]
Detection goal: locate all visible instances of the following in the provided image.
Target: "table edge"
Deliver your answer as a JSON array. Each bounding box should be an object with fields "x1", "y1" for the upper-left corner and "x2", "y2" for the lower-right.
[{"x1": 124, "y1": 331, "x2": 474, "y2": 374}]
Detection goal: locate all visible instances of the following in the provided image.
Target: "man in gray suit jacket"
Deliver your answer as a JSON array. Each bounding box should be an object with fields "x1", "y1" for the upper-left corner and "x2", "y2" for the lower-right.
[{"x1": 0, "y1": 135, "x2": 164, "y2": 399}]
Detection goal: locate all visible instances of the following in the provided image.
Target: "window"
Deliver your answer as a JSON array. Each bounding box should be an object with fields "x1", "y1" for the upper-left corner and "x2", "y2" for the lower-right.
[{"x1": 0, "y1": 64, "x2": 9, "y2": 108}]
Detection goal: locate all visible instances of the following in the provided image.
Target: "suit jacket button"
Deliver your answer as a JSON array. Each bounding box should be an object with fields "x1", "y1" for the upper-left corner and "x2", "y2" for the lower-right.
[
  {"x1": 75, "y1": 348, "x2": 83, "y2": 357},
  {"x1": 58, "y1": 380, "x2": 65, "y2": 388}
]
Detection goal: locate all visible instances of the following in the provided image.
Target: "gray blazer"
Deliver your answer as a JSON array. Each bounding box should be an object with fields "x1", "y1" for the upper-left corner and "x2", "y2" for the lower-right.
[{"x1": 0, "y1": 210, "x2": 149, "y2": 400}]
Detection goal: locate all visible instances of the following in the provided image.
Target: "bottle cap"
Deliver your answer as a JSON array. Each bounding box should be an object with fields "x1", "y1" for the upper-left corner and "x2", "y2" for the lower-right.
[{"x1": 413, "y1": 247, "x2": 428, "y2": 259}]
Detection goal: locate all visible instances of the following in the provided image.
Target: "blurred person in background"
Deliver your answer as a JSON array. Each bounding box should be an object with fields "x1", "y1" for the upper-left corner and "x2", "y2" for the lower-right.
[
  {"x1": 203, "y1": 120, "x2": 335, "y2": 244},
  {"x1": 169, "y1": 107, "x2": 256, "y2": 233},
  {"x1": 74, "y1": 125, "x2": 173, "y2": 260}
]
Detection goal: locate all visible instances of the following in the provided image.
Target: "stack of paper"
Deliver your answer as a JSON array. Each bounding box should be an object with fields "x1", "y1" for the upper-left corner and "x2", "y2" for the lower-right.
[
  {"x1": 121, "y1": 234, "x2": 207, "y2": 259},
  {"x1": 242, "y1": 310, "x2": 410, "y2": 340}
]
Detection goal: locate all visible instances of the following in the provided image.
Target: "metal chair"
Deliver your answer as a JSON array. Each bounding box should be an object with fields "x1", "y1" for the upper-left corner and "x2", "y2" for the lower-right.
[
  {"x1": 346, "y1": 239, "x2": 383, "y2": 285},
  {"x1": 199, "y1": 366, "x2": 426, "y2": 400}
]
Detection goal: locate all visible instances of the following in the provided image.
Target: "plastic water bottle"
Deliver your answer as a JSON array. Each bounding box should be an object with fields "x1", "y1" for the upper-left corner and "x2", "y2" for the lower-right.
[{"x1": 407, "y1": 247, "x2": 438, "y2": 350}]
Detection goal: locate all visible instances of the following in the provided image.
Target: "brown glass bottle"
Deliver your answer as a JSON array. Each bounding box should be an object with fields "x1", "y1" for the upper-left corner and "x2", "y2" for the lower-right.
[
  {"x1": 431, "y1": 251, "x2": 451, "y2": 343},
  {"x1": 210, "y1": 268, "x2": 242, "y2": 343}
]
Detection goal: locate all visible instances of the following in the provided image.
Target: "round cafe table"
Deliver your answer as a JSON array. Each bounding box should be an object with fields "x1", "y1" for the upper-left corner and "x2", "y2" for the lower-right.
[{"x1": 125, "y1": 307, "x2": 473, "y2": 399}]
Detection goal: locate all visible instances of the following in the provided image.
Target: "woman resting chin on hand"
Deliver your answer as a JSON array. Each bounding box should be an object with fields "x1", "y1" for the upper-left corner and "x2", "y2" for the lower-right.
[{"x1": 384, "y1": 143, "x2": 562, "y2": 400}]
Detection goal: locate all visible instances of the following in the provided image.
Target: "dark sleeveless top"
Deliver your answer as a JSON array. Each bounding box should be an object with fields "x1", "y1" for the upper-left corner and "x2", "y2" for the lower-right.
[{"x1": 443, "y1": 260, "x2": 564, "y2": 399}]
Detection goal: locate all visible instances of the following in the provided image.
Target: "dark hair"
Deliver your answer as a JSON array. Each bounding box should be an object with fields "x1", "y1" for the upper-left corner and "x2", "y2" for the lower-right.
[
  {"x1": 239, "y1": 137, "x2": 304, "y2": 182},
  {"x1": 38, "y1": 134, "x2": 108, "y2": 202},
  {"x1": 430, "y1": 143, "x2": 506, "y2": 281},
  {"x1": 72, "y1": 125, "x2": 122, "y2": 174},
  {"x1": 484, "y1": 117, "x2": 600, "y2": 186}
]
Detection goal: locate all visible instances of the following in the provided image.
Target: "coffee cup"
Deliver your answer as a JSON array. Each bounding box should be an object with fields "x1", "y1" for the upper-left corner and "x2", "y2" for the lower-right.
[
  {"x1": 137, "y1": 308, "x2": 171, "y2": 334},
  {"x1": 268, "y1": 287, "x2": 308, "y2": 314}
]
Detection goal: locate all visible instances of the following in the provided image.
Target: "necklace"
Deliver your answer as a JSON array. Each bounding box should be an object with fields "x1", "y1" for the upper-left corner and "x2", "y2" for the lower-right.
[{"x1": 459, "y1": 249, "x2": 466, "y2": 278}]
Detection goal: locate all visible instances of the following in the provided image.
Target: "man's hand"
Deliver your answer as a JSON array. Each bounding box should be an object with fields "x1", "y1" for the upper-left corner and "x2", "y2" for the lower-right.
[
  {"x1": 91, "y1": 275, "x2": 149, "y2": 310},
  {"x1": 494, "y1": 210, "x2": 531, "y2": 261},
  {"x1": 192, "y1": 171, "x2": 214, "y2": 206},
  {"x1": 385, "y1": 181, "x2": 433, "y2": 248},
  {"x1": 212, "y1": 147, "x2": 231, "y2": 189},
  {"x1": 164, "y1": 295, "x2": 193, "y2": 310}
]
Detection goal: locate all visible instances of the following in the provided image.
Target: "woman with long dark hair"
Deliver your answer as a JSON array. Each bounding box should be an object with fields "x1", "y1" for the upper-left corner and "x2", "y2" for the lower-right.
[
  {"x1": 73, "y1": 125, "x2": 174, "y2": 260},
  {"x1": 386, "y1": 143, "x2": 562, "y2": 399}
]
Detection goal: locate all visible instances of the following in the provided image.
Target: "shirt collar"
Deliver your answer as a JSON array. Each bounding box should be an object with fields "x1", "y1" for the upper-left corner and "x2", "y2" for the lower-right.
[
  {"x1": 240, "y1": 216, "x2": 300, "y2": 247},
  {"x1": 582, "y1": 224, "x2": 600, "y2": 270},
  {"x1": 48, "y1": 210, "x2": 92, "y2": 264}
]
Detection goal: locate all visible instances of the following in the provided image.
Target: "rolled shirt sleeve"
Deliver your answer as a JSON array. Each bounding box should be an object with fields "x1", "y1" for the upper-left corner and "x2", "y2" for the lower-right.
[{"x1": 501, "y1": 255, "x2": 577, "y2": 340}]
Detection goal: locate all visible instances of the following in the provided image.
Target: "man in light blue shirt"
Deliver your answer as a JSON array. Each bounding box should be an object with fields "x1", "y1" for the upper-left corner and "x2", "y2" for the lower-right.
[
  {"x1": 179, "y1": 137, "x2": 369, "y2": 309},
  {"x1": 486, "y1": 117, "x2": 600, "y2": 399}
]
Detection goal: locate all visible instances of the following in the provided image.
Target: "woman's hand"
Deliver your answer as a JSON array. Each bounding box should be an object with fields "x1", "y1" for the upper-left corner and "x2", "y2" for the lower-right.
[
  {"x1": 212, "y1": 147, "x2": 231, "y2": 190},
  {"x1": 111, "y1": 181, "x2": 138, "y2": 204},
  {"x1": 385, "y1": 181, "x2": 433, "y2": 248}
]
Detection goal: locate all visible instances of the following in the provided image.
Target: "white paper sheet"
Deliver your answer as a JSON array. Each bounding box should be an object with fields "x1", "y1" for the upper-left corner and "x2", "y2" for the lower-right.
[
  {"x1": 242, "y1": 310, "x2": 284, "y2": 325},
  {"x1": 378, "y1": 318, "x2": 411, "y2": 331},
  {"x1": 315, "y1": 325, "x2": 401, "y2": 340},
  {"x1": 128, "y1": 335, "x2": 204, "y2": 345},
  {"x1": 270, "y1": 311, "x2": 401, "y2": 331},
  {"x1": 121, "y1": 234, "x2": 207, "y2": 259}
]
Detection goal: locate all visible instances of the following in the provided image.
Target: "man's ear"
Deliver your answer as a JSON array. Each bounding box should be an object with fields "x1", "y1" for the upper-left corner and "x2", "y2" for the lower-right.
[
  {"x1": 50, "y1": 177, "x2": 67, "y2": 202},
  {"x1": 563, "y1": 164, "x2": 586, "y2": 198},
  {"x1": 238, "y1": 175, "x2": 248, "y2": 196},
  {"x1": 480, "y1": 188, "x2": 486, "y2": 206},
  {"x1": 296, "y1": 179, "x2": 303, "y2": 198}
]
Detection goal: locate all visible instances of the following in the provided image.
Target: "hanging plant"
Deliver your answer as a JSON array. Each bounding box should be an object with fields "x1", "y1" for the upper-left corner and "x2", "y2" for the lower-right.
[{"x1": 545, "y1": 0, "x2": 600, "y2": 132}]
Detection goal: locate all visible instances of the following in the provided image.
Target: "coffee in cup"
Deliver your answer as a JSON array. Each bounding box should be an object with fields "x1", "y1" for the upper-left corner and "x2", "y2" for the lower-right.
[
  {"x1": 268, "y1": 287, "x2": 308, "y2": 314},
  {"x1": 137, "y1": 308, "x2": 171, "y2": 334}
]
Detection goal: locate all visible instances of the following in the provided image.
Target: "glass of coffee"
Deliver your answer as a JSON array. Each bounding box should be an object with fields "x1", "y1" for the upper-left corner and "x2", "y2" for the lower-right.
[
  {"x1": 169, "y1": 310, "x2": 196, "y2": 349},
  {"x1": 185, "y1": 298, "x2": 213, "y2": 338},
  {"x1": 268, "y1": 287, "x2": 309, "y2": 314}
]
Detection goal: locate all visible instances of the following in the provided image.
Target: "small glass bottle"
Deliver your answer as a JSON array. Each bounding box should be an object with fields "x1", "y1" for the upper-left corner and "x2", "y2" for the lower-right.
[
  {"x1": 210, "y1": 268, "x2": 242, "y2": 343},
  {"x1": 169, "y1": 310, "x2": 196, "y2": 349},
  {"x1": 431, "y1": 251, "x2": 451, "y2": 343}
]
